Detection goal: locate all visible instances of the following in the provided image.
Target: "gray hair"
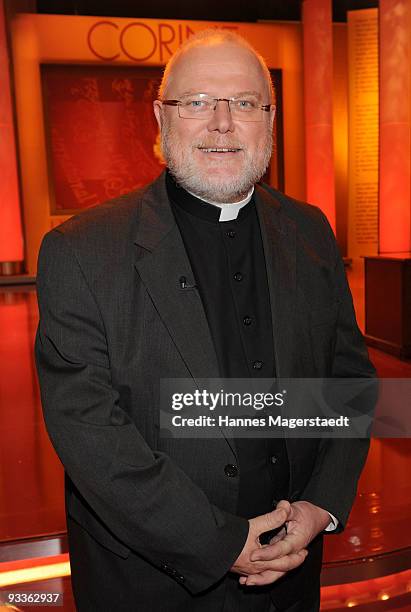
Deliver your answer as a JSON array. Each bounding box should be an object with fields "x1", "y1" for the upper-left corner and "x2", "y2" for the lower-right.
[{"x1": 158, "y1": 28, "x2": 275, "y2": 103}]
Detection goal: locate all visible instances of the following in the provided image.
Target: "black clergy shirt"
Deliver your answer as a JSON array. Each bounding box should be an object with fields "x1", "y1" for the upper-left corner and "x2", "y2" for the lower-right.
[{"x1": 166, "y1": 171, "x2": 289, "y2": 519}]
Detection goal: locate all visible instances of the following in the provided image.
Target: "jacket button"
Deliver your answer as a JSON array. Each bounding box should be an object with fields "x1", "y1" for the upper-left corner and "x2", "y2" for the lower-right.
[
  {"x1": 224, "y1": 464, "x2": 238, "y2": 477},
  {"x1": 253, "y1": 360, "x2": 263, "y2": 370},
  {"x1": 243, "y1": 315, "x2": 252, "y2": 326},
  {"x1": 270, "y1": 455, "x2": 278, "y2": 464},
  {"x1": 226, "y1": 230, "x2": 236, "y2": 238},
  {"x1": 233, "y1": 272, "x2": 243, "y2": 282}
]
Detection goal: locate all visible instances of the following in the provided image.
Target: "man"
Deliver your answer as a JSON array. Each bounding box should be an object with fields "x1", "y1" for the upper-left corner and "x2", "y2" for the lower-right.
[{"x1": 35, "y1": 30, "x2": 375, "y2": 611}]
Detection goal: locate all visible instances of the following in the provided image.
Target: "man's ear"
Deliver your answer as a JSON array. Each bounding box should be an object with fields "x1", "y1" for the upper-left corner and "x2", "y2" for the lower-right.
[{"x1": 153, "y1": 100, "x2": 163, "y2": 131}]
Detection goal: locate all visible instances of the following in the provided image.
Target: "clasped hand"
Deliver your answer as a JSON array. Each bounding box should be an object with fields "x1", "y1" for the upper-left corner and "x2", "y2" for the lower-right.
[{"x1": 231, "y1": 500, "x2": 331, "y2": 586}]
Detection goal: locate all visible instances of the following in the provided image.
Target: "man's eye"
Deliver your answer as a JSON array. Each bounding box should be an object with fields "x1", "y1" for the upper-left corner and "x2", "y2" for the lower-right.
[
  {"x1": 185, "y1": 99, "x2": 207, "y2": 109},
  {"x1": 235, "y1": 99, "x2": 257, "y2": 110}
]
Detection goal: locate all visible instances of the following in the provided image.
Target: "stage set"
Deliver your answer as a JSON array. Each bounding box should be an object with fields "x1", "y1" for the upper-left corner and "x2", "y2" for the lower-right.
[{"x1": 1, "y1": 1, "x2": 411, "y2": 610}]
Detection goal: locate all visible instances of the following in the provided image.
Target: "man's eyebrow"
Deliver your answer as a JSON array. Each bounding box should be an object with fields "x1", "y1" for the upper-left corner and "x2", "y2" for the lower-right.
[
  {"x1": 233, "y1": 90, "x2": 263, "y2": 99},
  {"x1": 178, "y1": 89, "x2": 200, "y2": 97},
  {"x1": 177, "y1": 89, "x2": 263, "y2": 99}
]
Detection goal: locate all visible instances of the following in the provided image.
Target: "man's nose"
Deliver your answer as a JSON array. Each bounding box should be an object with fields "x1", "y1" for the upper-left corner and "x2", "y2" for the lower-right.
[{"x1": 207, "y1": 100, "x2": 235, "y2": 133}]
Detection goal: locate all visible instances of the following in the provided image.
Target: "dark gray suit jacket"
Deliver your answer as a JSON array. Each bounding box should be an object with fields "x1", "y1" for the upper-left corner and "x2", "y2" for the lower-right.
[{"x1": 35, "y1": 172, "x2": 375, "y2": 610}]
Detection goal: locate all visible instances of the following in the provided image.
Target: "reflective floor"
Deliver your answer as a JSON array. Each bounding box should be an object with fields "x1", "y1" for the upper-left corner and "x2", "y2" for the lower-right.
[
  {"x1": 0, "y1": 261, "x2": 411, "y2": 610},
  {"x1": 0, "y1": 287, "x2": 65, "y2": 542}
]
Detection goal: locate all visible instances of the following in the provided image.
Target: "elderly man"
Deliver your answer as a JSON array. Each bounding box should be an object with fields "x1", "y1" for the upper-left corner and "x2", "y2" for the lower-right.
[{"x1": 35, "y1": 30, "x2": 375, "y2": 611}]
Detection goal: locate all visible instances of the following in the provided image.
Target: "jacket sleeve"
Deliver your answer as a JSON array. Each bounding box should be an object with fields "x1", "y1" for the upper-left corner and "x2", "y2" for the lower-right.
[
  {"x1": 35, "y1": 228, "x2": 248, "y2": 593},
  {"x1": 299, "y1": 211, "x2": 377, "y2": 531}
]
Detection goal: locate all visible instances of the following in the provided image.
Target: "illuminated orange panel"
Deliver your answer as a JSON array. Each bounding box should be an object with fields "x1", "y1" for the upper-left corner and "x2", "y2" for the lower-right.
[
  {"x1": 0, "y1": 554, "x2": 70, "y2": 587},
  {"x1": 0, "y1": 554, "x2": 69, "y2": 574},
  {"x1": 0, "y1": 0, "x2": 24, "y2": 263},
  {"x1": 302, "y1": 0, "x2": 336, "y2": 230},
  {"x1": 379, "y1": 0, "x2": 411, "y2": 253}
]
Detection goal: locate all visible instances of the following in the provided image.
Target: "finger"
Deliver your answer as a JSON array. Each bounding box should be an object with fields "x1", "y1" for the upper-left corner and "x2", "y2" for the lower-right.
[
  {"x1": 276, "y1": 499, "x2": 292, "y2": 513},
  {"x1": 250, "y1": 549, "x2": 308, "y2": 573},
  {"x1": 242, "y1": 570, "x2": 285, "y2": 586},
  {"x1": 251, "y1": 532, "x2": 302, "y2": 561},
  {"x1": 254, "y1": 503, "x2": 291, "y2": 536},
  {"x1": 268, "y1": 527, "x2": 287, "y2": 545}
]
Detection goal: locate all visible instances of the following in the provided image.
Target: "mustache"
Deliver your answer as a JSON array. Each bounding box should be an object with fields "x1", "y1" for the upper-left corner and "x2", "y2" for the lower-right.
[{"x1": 194, "y1": 140, "x2": 245, "y2": 150}]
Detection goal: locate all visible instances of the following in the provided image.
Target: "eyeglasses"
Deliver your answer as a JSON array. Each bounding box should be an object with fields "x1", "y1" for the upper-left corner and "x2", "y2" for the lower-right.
[{"x1": 161, "y1": 93, "x2": 273, "y2": 122}]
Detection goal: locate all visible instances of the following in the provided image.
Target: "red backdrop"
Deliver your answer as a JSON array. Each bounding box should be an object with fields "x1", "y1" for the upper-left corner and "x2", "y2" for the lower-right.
[{"x1": 41, "y1": 65, "x2": 164, "y2": 213}]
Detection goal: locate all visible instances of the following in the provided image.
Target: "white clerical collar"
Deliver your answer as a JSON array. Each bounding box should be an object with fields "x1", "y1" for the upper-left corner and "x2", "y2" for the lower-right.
[{"x1": 186, "y1": 186, "x2": 255, "y2": 222}]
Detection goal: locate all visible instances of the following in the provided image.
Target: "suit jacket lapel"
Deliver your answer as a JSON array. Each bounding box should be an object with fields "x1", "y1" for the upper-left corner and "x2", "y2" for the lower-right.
[
  {"x1": 134, "y1": 173, "x2": 220, "y2": 382},
  {"x1": 134, "y1": 173, "x2": 238, "y2": 456},
  {"x1": 255, "y1": 185, "x2": 297, "y2": 378}
]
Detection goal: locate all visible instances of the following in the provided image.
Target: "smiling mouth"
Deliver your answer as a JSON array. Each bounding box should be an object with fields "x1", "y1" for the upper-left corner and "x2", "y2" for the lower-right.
[{"x1": 198, "y1": 147, "x2": 242, "y2": 153}]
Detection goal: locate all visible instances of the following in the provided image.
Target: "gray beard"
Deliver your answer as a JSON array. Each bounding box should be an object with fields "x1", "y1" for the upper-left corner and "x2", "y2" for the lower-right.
[{"x1": 160, "y1": 122, "x2": 273, "y2": 204}]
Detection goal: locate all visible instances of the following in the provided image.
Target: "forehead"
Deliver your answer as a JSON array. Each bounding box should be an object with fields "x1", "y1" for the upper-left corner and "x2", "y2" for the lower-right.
[{"x1": 166, "y1": 42, "x2": 268, "y2": 97}]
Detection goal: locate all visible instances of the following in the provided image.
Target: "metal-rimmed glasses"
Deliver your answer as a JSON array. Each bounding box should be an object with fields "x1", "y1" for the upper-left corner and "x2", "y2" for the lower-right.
[{"x1": 161, "y1": 93, "x2": 273, "y2": 122}]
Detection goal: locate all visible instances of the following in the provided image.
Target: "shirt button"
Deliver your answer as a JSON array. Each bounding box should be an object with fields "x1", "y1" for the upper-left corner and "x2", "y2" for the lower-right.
[
  {"x1": 224, "y1": 464, "x2": 238, "y2": 477},
  {"x1": 253, "y1": 360, "x2": 263, "y2": 370},
  {"x1": 234, "y1": 272, "x2": 243, "y2": 282},
  {"x1": 243, "y1": 316, "x2": 252, "y2": 326},
  {"x1": 226, "y1": 230, "x2": 236, "y2": 238}
]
